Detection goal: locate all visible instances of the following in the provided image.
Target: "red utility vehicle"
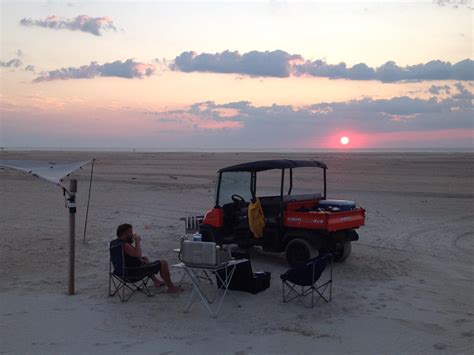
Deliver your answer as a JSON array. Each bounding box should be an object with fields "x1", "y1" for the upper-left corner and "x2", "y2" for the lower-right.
[{"x1": 198, "y1": 159, "x2": 365, "y2": 266}]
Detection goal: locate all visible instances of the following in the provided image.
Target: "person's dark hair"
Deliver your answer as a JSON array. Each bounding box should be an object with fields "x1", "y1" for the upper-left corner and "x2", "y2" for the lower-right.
[{"x1": 116, "y1": 223, "x2": 132, "y2": 238}]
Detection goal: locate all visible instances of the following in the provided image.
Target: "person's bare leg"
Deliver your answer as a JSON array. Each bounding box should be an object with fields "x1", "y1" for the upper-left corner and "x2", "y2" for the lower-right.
[
  {"x1": 150, "y1": 274, "x2": 163, "y2": 288},
  {"x1": 159, "y1": 260, "x2": 184, "y2": 293}
]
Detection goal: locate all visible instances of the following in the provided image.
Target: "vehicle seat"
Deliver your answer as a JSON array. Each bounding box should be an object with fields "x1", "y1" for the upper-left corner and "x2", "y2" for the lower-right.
[{"x1": 260, "y1": 196, "x2": 282, "y2": 227}]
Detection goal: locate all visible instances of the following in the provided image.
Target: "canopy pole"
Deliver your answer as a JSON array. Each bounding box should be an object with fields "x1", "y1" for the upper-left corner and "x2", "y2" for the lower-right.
[
  {"x1": 68, "y1": 179, "x2": 77, "y2": 295},
  {"x1": 83, "y1": 159, "x2": 95, "y2": 243}
]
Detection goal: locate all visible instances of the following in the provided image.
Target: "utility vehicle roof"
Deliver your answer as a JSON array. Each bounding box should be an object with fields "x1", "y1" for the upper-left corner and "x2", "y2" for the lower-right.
[{"x1": 218, "y1": 159, "x2": 327, "y2": 173}]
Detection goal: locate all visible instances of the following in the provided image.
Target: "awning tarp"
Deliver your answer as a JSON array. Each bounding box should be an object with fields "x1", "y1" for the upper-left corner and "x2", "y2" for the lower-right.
[{"x1": 0, "y1": 159, "x2": 91, "y2": 186}]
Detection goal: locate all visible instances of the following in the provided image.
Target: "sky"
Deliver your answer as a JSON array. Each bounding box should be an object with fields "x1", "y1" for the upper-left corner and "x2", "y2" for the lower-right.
[{"x1": 1, "y1": 0, "x2": 473, "y2": 150}]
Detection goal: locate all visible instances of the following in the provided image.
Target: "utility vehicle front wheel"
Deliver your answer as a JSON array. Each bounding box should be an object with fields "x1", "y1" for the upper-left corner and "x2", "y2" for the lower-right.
[
  {"x1": 333, "y1": 241, "x2": 352, "y2": 262},
  {"x1": 285, "y1": 238, "x2": 317, "y2": 267}
]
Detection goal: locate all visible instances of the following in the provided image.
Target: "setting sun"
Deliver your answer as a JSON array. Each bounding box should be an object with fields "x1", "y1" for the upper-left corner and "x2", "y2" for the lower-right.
[{"x1": 340, "y1": 136, "x2": 350, "y2": 145}]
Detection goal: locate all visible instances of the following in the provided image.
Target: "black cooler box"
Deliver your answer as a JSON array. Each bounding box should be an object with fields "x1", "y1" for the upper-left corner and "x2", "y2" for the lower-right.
[{"x1": 216, "y1": 251, "x2": 271, "y2": 294}]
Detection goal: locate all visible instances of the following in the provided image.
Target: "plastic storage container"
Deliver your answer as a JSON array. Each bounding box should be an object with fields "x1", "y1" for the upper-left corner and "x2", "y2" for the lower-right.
[{"x1": 316, "y1": 199, "x2": 356, "y2": 211}]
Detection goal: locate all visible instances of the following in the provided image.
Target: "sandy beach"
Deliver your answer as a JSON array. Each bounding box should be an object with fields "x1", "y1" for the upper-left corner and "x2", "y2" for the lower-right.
[{"x1": 0, "y1": 151, "x2": 473, "y2": 354}]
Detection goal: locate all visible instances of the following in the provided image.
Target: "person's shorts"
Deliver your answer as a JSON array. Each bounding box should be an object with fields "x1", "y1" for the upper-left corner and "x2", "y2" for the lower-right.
[{"x1": 126, "y1": 260, "x2": 161, "y2": 280}]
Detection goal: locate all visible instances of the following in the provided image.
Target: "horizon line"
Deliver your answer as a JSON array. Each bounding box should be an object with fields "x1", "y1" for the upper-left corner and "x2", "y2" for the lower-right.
[{"x1": 1, "y1": 147, "x2": 473, "y2": 153}]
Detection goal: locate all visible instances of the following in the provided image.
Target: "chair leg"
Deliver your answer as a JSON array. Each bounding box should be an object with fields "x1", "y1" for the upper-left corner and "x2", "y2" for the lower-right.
[
  {"x1": 314, "y1": 282, "x2": 331, "y2": 303},
  {"x1": 110, "y1": 276, "x2": 124, "y2": 298},
  {"x1": 108, "y1": 274, "x2": 114, "y2": 296},
  {"x1": 138, "y1": 277, "x2": 153, "y2": 297},
  {"x1": 282, "y1": 281, "x2": 298, "y2": 303},
  {"x1": 109, "y1": 275, "x2": 155, "y2": 302},
  {"x1": 120, "y1": 282, "x2": 138, "y2": 302},
  {"x1": 109, "y1": 276, "x2": 133, "y2": 302},
  {"x1": 329, "y1": 280, "x2": 332, "y2": 301},
  {"x1": 282, "y1": 281, "x2": 285, "y2": 302},
  {"x1": 121, "y1": 281, "x2": 126, "y2": 302},
  {"x1": 282, "y1": 281, "x2": 306, "y2": 304}
]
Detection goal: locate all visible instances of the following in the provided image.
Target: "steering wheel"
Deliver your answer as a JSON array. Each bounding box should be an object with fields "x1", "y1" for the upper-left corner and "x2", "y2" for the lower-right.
[{"x1": 231, "y1": 194, "x2": 246, "y2": 204}]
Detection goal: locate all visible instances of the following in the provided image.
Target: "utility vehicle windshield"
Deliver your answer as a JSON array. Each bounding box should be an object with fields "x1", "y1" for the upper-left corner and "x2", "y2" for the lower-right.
[{"x1": 218, "y1": 171, "x2": 252, "y2": 205}]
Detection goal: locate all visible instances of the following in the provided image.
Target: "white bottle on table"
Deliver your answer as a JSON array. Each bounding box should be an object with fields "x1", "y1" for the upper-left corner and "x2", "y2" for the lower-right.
[{"x1": 193, "y1": 232, "x2": 202, "y2": 242}]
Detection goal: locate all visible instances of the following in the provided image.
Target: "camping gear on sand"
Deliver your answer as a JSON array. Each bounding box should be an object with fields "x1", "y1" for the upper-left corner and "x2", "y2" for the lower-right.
[{"x1": 216, "y1": 251, "x2": 271, "y2": 294}]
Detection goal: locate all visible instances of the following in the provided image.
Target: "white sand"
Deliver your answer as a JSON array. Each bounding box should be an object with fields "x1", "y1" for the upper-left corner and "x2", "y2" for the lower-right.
[{"x1": 1, "y1": 151, "x2": 473, "y2": 354}]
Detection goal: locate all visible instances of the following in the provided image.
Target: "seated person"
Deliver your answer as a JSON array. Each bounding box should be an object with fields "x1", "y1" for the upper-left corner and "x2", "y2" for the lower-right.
[{"x1": 113, "y1": 223, "x2": 183, "y2": 293}]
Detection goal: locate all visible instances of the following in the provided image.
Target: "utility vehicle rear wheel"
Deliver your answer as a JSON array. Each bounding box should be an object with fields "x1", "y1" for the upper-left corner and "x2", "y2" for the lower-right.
[
  {"x1": 285, "y1": 238, "x2": 317, "y2": 267},
  {"x1": 333, "y1": 241, "x2": 351, "y2": 262}
]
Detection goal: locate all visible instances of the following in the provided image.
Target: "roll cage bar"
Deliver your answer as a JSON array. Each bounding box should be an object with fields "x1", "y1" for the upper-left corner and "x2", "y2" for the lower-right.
[{"x1": 215, "y1": 159, "x2": 327, "y2": 207}]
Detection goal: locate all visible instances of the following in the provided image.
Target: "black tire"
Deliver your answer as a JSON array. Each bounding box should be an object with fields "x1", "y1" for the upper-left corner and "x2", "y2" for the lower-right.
[
  {"x1": 333, "y1": 241, "x2": 351, "y2": 262},
  {"x1": 285, "y1": 238, "x2": 317, "y2": 267}
]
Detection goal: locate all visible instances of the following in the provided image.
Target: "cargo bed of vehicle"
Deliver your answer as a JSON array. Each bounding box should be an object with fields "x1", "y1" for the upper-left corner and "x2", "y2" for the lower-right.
[{"x1": 283, "y1": 208, "x2": 365, "y2": 232}]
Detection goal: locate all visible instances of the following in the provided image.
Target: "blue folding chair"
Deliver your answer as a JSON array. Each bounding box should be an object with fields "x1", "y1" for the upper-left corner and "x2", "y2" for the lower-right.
[
  {"x1": 281, "y1": 252, "x2": 333, "y2": 308},
  {"x1": 108, "y1": 241, "x2": 153, "y2": 302}
]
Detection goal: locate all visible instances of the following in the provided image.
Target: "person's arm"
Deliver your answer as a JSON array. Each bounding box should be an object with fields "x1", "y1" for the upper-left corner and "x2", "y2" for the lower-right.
[{"x1": 123, "y1": 234, "x2": 142, "y2": 258}]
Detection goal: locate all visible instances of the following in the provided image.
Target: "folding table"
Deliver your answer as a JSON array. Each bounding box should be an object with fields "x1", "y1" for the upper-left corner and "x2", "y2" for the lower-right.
[
  {"x1": 173, "y1": 248, "x2": 214, "y2": 285},
  {"x1": 173, "y1": 259, "x2": 247, "y2": 318}
]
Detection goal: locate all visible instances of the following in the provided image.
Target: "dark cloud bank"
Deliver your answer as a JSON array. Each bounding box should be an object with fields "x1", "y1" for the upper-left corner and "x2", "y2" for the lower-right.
[
  {"x1": 0, "y1": 57, "x2": 35, "y2": 72},
  {"x1": 20, "y1": 15, "x2": 116, "y2": 36},
  {"x1": 148, "y1": 83, "x2": 473, "y2": 146},
  {"x1": 33, "y1": 59, "x2": 156, "y2": 82},
  {"x1": 170, "y1": 50, "x2": 302, "y2": 78},
  {"x1": 172, "y1": 50, "x2": 474, "y2": 82},
  {"x1": 0, "y1": 58, "x2": 22, "y2": 68},
  {"x1": 27, "y1": 49, "x2": 471, "y2": 83}
]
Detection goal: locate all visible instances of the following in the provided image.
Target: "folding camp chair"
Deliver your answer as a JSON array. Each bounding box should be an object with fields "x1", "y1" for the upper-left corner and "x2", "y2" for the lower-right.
[
  {"x1": 280, "y1": 252, "x2": 333, "y2": 308},
  {"x1": 108, "y1": 241, "x2": 153, "y2": 302}
]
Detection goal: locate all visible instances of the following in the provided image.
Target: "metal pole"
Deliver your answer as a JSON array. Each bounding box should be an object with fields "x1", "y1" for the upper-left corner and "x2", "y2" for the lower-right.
[
  {"x1": 83, "y1": 158, "x2": 95, "y2": 243},
  {"x1": 68, "y1": 179, "x2": 77, "y2": 295},
  {"x1": 323, "y1": 168, "x2": 327, "y2": 199},
  {"x1": 215, "y1": 173, "x2": 222, "y2": 207}
]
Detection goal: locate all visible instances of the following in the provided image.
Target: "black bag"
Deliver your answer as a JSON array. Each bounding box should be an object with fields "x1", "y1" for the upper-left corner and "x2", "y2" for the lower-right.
[
  {"x1": 251, "y1": 271, "x2": 271, "y2": 294},
  {"x1": 216, "y1": 255, "x2": 271, "y2": 294}
]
